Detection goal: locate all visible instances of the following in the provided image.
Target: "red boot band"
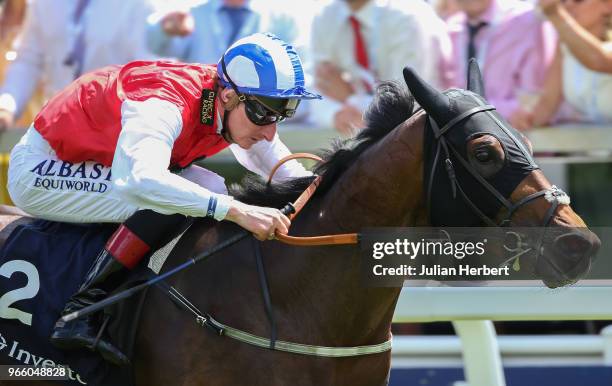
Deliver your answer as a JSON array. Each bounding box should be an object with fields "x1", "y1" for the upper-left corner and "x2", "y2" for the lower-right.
[{"x1": 106, "y1": 225, "x2": 151, "y2": 269}]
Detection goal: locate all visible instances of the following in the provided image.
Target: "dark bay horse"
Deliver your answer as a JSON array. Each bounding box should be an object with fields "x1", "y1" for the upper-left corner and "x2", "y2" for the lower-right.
[{"x1": 0, "y1": 65, "x2": 600, "y2": 386}]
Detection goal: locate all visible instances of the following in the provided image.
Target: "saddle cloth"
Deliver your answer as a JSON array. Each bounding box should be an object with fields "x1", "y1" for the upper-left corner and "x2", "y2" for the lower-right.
[{"x1": 0, "y1": 220, "x2": 147, "y2": 386}]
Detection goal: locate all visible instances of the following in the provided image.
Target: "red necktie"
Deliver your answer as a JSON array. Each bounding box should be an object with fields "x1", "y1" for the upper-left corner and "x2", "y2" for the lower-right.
[{"x1": 349, "y1": 15, "x2": 369, "y2": 70}]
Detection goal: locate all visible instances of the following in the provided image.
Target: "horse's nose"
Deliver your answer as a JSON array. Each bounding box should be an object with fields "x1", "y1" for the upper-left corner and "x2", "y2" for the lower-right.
[{"x1": 553, "y1": 230, "x2": 600, "y2": 263}]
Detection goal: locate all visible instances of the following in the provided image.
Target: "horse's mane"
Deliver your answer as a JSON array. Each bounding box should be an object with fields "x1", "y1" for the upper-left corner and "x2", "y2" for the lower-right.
[{"x1": 231, "y1": 81, "x2": 416, "y2": 207}]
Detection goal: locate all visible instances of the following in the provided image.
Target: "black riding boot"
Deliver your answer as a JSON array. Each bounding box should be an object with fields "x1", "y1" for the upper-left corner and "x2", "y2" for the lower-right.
[
  {"x1": 50, "y1": 210, "x2": 190, "y2": 366},
  {"x1": 50, "y1": 249, "x2": 131, "y2": 366}
]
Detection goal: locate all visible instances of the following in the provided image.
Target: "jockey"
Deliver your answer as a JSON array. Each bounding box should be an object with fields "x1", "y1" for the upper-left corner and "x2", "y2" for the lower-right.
[{"x1": 6, "y1": 32, "x2": 321, "y2": 366}]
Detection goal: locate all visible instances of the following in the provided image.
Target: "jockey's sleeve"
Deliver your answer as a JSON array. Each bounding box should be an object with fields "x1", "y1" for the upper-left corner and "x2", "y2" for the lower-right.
[
  {"x1": 112, "y1": 98, "x2": 233, "y2": 220},
  {"x1": 229, "y1": 134, "x2": 313, "y2": 182}
]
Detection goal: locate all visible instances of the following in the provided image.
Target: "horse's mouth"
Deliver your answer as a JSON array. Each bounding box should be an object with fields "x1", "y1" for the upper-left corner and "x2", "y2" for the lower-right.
[
  {"x1": 538, "y1": 244, "x2": 599, "y2": 289},
  {"x1": 534, "y1": 229, "x2": 601, "y2": 289},
  {"x1": 538, "y1": 251, "x2": 595, "y2": 288}
]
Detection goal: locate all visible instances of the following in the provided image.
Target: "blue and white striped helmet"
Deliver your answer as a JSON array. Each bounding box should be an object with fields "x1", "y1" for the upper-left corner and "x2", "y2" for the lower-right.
[{"x1": 218, "y1": 33, "x2": 321, "y2": 100}]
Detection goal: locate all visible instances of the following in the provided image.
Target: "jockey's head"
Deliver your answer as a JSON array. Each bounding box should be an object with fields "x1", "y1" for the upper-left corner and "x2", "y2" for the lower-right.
[{"x1": 217, "y1": 32, "x2": 321, "y2": 149}]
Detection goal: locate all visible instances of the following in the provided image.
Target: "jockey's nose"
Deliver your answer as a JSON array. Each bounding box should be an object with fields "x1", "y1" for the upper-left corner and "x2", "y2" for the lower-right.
[{"x1": 261, "y1": 123, "x2": 277, "y2": 141}]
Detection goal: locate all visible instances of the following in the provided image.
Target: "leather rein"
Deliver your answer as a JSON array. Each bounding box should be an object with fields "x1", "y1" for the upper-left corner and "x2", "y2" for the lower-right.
[{"x1": 268, "y1": 153, "x2": 359, "y2": 246}]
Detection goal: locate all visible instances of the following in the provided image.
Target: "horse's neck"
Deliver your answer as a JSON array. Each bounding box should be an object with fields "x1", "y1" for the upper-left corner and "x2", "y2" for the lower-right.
[
  {"x1": 271, "y1": 111, "x2": 428, "y2": 345},
  {"x1": 321, "y1": 110, "x2": 428, "y2": 231}
]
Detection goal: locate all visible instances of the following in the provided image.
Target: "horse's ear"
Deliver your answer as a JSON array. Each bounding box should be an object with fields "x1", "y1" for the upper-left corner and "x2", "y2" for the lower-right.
[
  {"x1": 466, "y1": 58, "x2": 486, "y2": 97},
  {"x1": 403, "y1": 66, "x2": 451, "y2": 125}
]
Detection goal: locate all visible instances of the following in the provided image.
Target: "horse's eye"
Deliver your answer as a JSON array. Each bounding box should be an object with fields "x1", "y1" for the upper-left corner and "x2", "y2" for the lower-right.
[{"x1": 467, "y1": 135, "x2": 505, "y2": 179}]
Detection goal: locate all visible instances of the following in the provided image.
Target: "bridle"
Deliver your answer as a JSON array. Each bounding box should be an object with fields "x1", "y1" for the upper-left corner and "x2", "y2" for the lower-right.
[
  {"x1": 425, "y1": 98, "x2": 569, "y2": 228},
  {"x1": 271, "y1": 101, "x2": 569, "y2": 250},
  {"x1": 424, "y1": 94, "x2": 571, "y2": 271}
]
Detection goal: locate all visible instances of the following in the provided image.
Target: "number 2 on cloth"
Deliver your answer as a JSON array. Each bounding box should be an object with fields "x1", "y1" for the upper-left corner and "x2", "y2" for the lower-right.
[{"x1": 0, "y1": 260, "x2": 40, "y2": 326}]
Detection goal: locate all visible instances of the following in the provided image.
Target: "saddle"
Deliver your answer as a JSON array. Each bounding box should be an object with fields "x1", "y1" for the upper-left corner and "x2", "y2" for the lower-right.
[{"x1": 0, "y1": 219, "x2": 151, "y2": 385}]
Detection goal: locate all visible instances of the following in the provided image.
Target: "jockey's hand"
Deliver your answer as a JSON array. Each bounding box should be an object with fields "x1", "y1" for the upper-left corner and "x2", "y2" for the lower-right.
[
  {"x1": 161, "y1": 11, "x2": 195, "y2": 37},
  {"x1": 0, "y1": 108, "x2": 14, "y2": 132},
  {"x1": 225, "y1": 201, "x2": 290, "y2": 241}
]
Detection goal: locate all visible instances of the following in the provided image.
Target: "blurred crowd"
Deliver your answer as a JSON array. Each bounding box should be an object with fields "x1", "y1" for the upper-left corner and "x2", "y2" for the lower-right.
[{"x1": 0, "y1": 0, "x2": 610, "y2": 135}]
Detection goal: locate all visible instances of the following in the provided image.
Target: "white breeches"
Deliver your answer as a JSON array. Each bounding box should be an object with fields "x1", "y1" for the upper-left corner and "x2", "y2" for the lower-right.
[{"x1": 7, "y1": 126, "x2": 228, "y2": 223}]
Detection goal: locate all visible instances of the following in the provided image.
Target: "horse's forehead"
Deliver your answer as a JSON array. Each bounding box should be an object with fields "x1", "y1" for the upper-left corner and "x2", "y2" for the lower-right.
[
  {"x1": 445, "y1": 89, "x2": 486, "y2": 110},
  {"x1": 444, "y1": 91, "x2": 515, "y2": 141},
  {"x1": 445, "y1": 89, "x2": 476, "y2": 99}
]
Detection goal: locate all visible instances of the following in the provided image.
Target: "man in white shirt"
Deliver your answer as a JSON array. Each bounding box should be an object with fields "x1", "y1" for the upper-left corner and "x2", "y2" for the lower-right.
[
  {"x1": 0, "y1": 0, "x2": 159, "y2": 131},
  {"x1": 308, "y1": 0, "x2": 451, "y2": 134}
]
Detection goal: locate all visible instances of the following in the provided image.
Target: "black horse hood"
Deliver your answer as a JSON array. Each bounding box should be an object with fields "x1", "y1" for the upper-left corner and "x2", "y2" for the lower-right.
[{"x1": 403, "y1": 64, "x2": 539, "y2": 226}]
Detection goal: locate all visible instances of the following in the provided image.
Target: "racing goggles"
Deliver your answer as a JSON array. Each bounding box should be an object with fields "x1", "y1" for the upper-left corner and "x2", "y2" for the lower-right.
[{"x1": 241, "y1": 95, "x2": 300, "y2": 126}]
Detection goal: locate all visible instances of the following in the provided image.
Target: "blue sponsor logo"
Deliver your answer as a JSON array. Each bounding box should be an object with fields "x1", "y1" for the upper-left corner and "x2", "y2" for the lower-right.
[{"x1": 29, "y1": 160, "x2": 112, "y2": 193}]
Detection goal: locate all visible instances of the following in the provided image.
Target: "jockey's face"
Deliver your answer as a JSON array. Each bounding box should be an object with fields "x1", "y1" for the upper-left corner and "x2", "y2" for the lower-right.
[{"x1": 220, "y1": 88, "x2": 277, "y2": 149}]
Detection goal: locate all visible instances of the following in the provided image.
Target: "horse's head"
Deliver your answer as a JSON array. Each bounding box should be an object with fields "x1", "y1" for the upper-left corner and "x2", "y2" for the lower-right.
[{"x1": 403, "y1": 60, "x2": 600, "y2": 288}]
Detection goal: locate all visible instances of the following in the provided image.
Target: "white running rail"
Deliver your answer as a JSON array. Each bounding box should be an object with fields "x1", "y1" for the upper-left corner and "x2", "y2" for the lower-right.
[{"x1": 391, "y1": 285, "x2": 612, "y2": 386}]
